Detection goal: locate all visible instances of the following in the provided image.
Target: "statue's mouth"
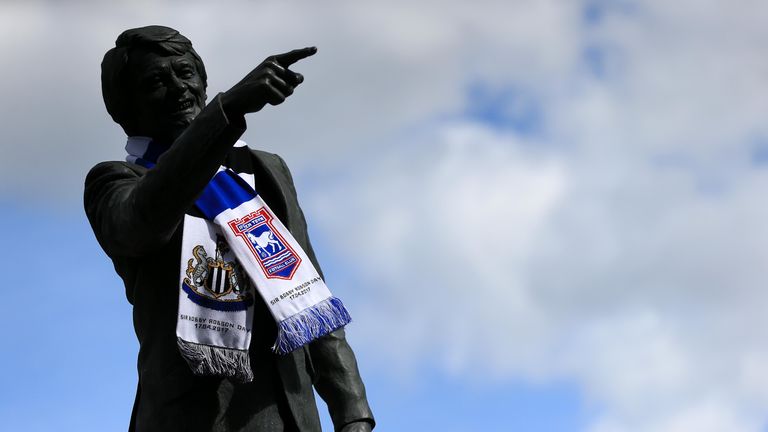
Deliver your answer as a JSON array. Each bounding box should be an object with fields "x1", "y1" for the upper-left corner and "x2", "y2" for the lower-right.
[
  {"x1": 178, "y1": 100, "x2": 194, "y2": 110},
  {"x1": 170, "y1": 99, "x2": 196, "y2": 115},
  {"x1": 168, "y1": 98, "x2": 197, "y2": 117}
]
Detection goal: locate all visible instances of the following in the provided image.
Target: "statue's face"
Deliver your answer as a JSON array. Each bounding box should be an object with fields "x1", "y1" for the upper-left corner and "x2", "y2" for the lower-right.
[{"x1": 126, "y1": 48, "x2": 206, "y2": 143}]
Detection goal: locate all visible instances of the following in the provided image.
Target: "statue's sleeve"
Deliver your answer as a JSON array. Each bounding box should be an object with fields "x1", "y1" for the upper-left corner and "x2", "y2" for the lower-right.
[
  {"x1": 310, "y1": 328, "x2": 376, "y2": 430},
  {"x1": 84, "y1": 94, "x2": 246, "y2": 257},
  {"x1": 273, "y1": 156, "x2": 375, "y2": 430}
]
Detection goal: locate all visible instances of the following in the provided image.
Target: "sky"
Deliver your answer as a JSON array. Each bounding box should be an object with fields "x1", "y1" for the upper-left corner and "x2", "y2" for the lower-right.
[{"x1": 1, "y1": 0, "x2": 768, "y2": 431}]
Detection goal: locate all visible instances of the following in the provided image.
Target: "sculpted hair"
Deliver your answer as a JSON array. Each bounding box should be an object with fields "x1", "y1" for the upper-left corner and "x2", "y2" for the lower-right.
[{"x1": 101, "y1": 25, "x2": 208, "y2": 132}]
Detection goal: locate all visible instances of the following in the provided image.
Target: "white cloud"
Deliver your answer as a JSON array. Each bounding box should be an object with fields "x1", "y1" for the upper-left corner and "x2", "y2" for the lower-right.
[{"x1": 302, "y1": 1, "x2": 768, "y2": 430}]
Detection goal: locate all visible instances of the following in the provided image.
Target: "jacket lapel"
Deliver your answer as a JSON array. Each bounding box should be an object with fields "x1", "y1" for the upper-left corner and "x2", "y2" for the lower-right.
[{"x1": 250, "y1": 150, "x2": 291, "y2": 229}]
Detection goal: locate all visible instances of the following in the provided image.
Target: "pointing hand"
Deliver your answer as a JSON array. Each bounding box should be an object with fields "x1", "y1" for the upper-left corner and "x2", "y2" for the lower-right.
[{"x1": 221, "y1": 46, "x2": 317, "y2": 118}]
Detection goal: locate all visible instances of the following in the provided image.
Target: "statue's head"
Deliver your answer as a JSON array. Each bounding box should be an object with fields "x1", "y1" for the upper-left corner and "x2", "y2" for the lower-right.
[{"x1": 101, "y1": 25, "x2": 208, "y2": 143}]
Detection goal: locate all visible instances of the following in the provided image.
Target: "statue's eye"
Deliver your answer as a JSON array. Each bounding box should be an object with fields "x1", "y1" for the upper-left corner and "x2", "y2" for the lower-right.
[
  {"x1": 178, "y1": 67, "x2": 195, "y2": 79},
  {"x1": 144, "y1": 75, "x2": 163, "y2": 89}
]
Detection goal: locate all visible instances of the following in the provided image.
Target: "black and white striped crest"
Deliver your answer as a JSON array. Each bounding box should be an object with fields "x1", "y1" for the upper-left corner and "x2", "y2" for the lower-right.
[{"x1": 204, "y1": 263, "x2": 232, "y2": 297}]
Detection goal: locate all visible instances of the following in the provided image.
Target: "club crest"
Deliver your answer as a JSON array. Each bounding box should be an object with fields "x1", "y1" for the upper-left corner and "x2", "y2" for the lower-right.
[
  {"x1": 182, "y1": 235, "x2": 253, "y2": 311},
  {"x1": 228, "y1": 208, "x2": 301, "y2": 280}
]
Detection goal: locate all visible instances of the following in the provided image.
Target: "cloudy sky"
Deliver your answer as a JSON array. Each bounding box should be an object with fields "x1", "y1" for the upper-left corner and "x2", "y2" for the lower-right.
[{"x1": 2, "y1": 1, "x2": 768, "y2": 431}]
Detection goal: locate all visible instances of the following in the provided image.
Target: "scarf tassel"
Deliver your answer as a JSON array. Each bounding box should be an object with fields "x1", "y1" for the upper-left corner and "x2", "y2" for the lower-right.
[
  {"x1": 273, "y1": 297, "x2": 352, "y2": 354},
  {"x1": 177, "y1": 338, "x2": 254, "y2": 383}
]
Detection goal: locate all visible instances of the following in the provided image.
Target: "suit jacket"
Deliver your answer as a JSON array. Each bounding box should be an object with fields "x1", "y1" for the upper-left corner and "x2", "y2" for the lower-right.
[{"x1": 84, "y1": 95, "x2": 374, "y2": 432}]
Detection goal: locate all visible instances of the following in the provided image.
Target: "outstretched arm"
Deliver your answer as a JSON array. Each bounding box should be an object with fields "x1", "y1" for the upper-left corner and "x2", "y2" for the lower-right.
[
  {"x1": 85, "y1": 95, "x2": 244, "y2": 257},
  {"x1": 85, "y1": 48, "x2": 316, "y2": 257}
]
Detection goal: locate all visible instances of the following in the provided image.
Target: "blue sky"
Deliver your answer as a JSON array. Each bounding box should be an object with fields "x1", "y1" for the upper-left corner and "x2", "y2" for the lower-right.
[{"x1": 3, "y1": 1, "x2": 768, "y2": 431}]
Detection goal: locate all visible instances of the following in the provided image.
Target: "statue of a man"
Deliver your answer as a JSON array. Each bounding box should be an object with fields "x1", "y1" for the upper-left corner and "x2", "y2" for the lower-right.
[{"x1": 85, "y1": 25, "x2": 374, "y2": 432}]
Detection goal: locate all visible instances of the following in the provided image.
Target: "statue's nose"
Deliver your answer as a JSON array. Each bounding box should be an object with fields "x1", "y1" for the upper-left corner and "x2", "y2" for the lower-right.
[{"x1": 167, "y1": 73, "x2": 187, "y2": 94}]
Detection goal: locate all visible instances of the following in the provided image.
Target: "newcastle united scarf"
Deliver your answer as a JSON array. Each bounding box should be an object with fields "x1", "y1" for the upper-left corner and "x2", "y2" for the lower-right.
[{"x1": 126, "y1": 137, "x2": 351, "y2": 382}]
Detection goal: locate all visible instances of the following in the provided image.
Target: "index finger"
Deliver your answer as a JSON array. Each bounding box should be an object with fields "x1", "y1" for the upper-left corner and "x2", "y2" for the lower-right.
[{"x1": 273, "y1": 47, "x2": 317, "y2": 67}]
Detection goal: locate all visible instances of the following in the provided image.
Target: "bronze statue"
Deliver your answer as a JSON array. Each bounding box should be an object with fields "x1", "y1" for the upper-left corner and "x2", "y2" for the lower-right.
[{"x1": 85, "y1": 25, "x2": 374, "y2": 431}]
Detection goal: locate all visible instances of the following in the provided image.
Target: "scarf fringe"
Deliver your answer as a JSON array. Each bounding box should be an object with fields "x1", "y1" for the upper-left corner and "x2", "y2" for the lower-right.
[
  {"x1": 273, "y1": 297, "x2": 352, "y2": 355},
  {"x1": 177, "y1": 337, "x2": 254, "y2": 383}
]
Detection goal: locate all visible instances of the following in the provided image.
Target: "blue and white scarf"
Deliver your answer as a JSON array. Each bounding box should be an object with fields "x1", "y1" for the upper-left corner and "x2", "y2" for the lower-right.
[{"x1": 126, "y1": 137, "x2": 351, "y2": 382}]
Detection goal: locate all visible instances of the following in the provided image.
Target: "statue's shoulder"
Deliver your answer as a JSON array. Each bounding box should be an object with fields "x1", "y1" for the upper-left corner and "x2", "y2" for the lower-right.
[
  {"x1": 247, "y1": 148, "x2": 291, "y2": 173},
  {"x1": 88, "y1": 160, "x2": 143, "y2": 172},
  {"x1": 85, "y1": 160, "x2": 146, "y2": 188},
  {"x1": 249, "y1": 148, "x2": 282, "y2": 163}
]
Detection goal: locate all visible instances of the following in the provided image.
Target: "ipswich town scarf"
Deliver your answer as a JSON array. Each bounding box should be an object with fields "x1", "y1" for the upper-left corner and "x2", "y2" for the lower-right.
[{"x1": 126, "y1": 137, "x2": 351, "y2": 382}]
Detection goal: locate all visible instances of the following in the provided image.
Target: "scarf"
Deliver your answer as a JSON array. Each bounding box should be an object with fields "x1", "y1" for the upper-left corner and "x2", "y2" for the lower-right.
[{"x1": 126, "y1": 137, "x2": 351, "y2": 382}]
